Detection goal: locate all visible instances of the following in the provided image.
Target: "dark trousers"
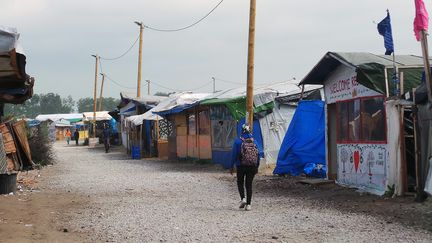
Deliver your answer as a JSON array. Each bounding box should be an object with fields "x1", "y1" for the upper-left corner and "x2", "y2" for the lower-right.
[
  {"x1": 236, "y1": 165, "x2": 257, "y2": 205},
  {"x1": 75, "y1": 137, "x2": 79, "y2": 145}
]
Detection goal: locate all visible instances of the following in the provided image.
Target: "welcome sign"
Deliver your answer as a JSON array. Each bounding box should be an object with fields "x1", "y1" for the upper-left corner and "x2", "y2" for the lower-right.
[{"x1": 324, "y1": 66, "x2": 381, "y2": 104}]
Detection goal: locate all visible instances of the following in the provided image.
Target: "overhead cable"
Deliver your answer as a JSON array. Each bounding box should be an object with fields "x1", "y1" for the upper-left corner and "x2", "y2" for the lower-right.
[
  {"x1": 151, "y1": 80, "x2": 213, "y2": 92},
  {"x1": 143, "y1": 0, "x2": 224, "y2": 32},
  {"x1": 104, "y1": 73, "x2": 136, "y2": 90},
  {"x1": 99, "y1": 35, "x2": 140, "y2": 60}
]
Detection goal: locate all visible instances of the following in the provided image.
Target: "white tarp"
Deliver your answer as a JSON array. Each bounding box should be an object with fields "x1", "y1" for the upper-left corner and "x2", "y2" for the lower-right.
[
  {"x1": 54, "y1": 118, "x2": 72, "y2": 127},
  {"x1": 258, "y1": 101, "x2": 296, "y2": 165},
  {"x1": 151, "y1": 92, "x2": 211, "y2": 114},
  {"x1": 0, "y1": 26, "x2": 24, "y2": 54},
  {"x1": 35, "y1": 113, "x2": 83, "y2": 122},
  {"x1": 83, "y1": 111, "x2": 112, "y2": 121},
  {"x1": 120, "y1": 92, "x2": 166, "y2": 105},
  {"x1": 126, "y1": 110, "x2": 164, "y2": 126}
]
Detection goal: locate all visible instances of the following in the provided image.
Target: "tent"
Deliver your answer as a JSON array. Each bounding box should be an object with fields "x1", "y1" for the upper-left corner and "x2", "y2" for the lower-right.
[{"x1": 273, "y1": 100, "x2": 325, "y2": 176}]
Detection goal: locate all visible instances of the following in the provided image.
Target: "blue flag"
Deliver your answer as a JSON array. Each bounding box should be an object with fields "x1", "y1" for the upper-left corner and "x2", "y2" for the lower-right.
[{"x1": 377, "y1": 11, "x2": 394, "y2": 55}]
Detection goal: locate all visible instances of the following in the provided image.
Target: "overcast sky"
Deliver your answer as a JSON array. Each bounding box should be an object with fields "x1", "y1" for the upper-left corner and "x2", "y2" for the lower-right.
[{"x1": 1, "y1": 0, "x2": 427, "y2": 99}]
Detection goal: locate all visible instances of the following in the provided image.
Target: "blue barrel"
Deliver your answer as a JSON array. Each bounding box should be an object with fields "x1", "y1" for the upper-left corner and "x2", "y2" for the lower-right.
[{"x1": 132, "y1": 146, "x2": 141, "y2": 159}]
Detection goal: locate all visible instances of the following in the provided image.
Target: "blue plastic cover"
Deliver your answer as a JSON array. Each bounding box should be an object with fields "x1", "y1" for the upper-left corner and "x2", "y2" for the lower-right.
[
  {"x1": 26, "y1": 119, "x2": 41, "y2": 128},
  {"x1": 212, "y1": 150, "x2": 233, "y2": 169},
  {"x1": 110, "y1": 119, "x2": 118, "y2": 133},
  {"x1": 273, "y1": 100, "x2": 326, "y2": 176}
]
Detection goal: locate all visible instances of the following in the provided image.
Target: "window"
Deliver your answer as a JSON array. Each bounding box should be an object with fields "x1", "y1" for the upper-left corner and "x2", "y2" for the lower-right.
[
  {"x1": 348, "y1": 99, "x2": 361, "y2": 141},
  {"x1": 187, "y1": 114, "x2": 196, "y2": 135},
  {"x1": 361, "y1": 98, "x2": 386, "y2": 141},
  {"x1": 336, "y1": 96, "x2": 386, "y2": 143},
  {"x1": 198, "y1": 110, "x2": 210, "y2": 135}
]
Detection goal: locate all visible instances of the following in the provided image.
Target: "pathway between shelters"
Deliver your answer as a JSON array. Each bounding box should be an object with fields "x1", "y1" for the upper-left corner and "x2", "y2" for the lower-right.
[{"x1": 9, "y1": 142, "x2": 432, "y2": 242}]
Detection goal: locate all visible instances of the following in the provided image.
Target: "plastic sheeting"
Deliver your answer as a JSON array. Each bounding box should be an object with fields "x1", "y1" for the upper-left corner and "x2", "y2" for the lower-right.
[
  {"x1": 426, "y1": 158, "x2": 432, "y2": 196},
  {"x1": 258, "y1": 102, "x2": 296, "y2": 165},
  {"x1": 273, "y1": 100, "x2": 325, "y2": 176},
  {"x1": 35, "y1": 113, "x2": 83, "y2": 122},
  {"x1": 417, "y1": 102, "x2": 432, "y2": 196},
  {"x1": 201, "y1": 81, "x2": 303, "y2": 121},
  {"x1": 0, "y1": 26, "x2": 24, "y2": 54},
  {"x1": 119, "y1": 101, "x2": 137, "y2": 116},
  {"x1": 83, "y1": 111, "x2": 112, "y2": 121},
  {"x1": 152, "y1": 92, "x2": 210, "y2": 116},
  {"x1": 126, "y1": 109, "x2": 163, "y2": 126}
]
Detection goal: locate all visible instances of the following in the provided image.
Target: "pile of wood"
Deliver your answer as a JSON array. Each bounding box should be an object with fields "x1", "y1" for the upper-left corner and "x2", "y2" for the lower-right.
[{"x1": 0, "y1": 120, "x2": 34, "y2": 174}]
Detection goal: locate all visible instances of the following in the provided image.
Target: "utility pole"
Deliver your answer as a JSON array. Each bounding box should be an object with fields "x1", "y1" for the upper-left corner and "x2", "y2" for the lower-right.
[
  {"x1": 135, "y1": 21, "x2": 144, "y2": 98},
  {"x1": 146, "y1": 80, "x2": 151, "y2": 95},
  {"x1": 91, "y1": 54, "x2": 99, "y2": 138},
  {"x1": 212, "y1": 77, "x2": 216, "y2": 93},
  {"x1": 99, "y1": 73, "x2": 105, "y2": 111},
  {"x1": 245, "y1": 0, "x2": 257, "y2": 130}
]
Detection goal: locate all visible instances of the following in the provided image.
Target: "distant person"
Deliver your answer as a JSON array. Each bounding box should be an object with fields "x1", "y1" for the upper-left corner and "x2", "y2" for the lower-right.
[
  {"x1": 65, "y1": 129, "x2": 71, "y2": 145},
  {"x1": 230, "y1": 124, "x2": 260, "y2": 211},
  {"x1": 102, "y1": 123, "x2": 110, "y2": 153},
  {"x1": 74, "y1": 128, "x2": 80, "y2": 146}
]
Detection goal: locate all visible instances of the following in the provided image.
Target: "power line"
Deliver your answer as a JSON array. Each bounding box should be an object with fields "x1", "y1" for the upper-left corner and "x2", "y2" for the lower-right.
[
  {"x1": 143, "y1": 0, "x2": 224, "y2": 32},
  {"x1": 99, "y1": 35, "x2": 139, "y2": 60},
  {"x1": 103, "y1": 73, "x2": 136, "y2": 90},
  {"x1": 213, "y1": 77, "x2": 244, "y2": 85},
  {"x1": 189, "y1": 80, "x2": 213, "y2": 91},
  {"x1": 151, "y1": 80, "x2": 213, "y2": 92},
  {"x1": 151, "y1": 81, "x2": 183, "y2": 92}
]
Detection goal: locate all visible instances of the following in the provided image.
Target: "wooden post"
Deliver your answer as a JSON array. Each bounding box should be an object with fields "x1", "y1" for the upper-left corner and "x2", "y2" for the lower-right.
[
  {"x1": 99, "y1": 73, "x2": 105, "y2": 111},
  {"x1": 136, "y1": 22, "x2": 144, "y2": 98},
  {"x1": 420, "y1": 30, "x2": 432, "y2": 102},
  {"x1": 384, "y1": 68, "x2": 390, "y2": 98},
  {"x1": 92, "y1": 55, "x2": 99, "y2": 138},
  {"x1": 400, "y1": 72, "x2": 404, "y2": 96},
  {"x1": 245, "y1": 0, "x2": 257, "y2": 130}
]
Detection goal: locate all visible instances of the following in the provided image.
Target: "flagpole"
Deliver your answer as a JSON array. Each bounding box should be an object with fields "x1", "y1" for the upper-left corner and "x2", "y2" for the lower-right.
[{"x1": 420, "y1": 30, "x2": 432, "y2": 102}]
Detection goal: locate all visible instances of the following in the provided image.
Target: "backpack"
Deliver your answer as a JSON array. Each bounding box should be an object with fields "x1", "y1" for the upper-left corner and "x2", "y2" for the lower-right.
[{"x1": 240, "y1": 138, "x2": 259, "y2": 166}]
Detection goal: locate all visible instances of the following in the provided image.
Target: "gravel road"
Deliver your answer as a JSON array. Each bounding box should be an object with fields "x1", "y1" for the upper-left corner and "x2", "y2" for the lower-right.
[{"x1": 44, "y1": 142, "x2": 432, "y2": 242}]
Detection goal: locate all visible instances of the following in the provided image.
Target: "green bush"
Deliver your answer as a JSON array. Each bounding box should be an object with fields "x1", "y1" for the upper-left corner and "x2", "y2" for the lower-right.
[{"x1": 28, "y1": 125, "x2": 55, "y2": 166}]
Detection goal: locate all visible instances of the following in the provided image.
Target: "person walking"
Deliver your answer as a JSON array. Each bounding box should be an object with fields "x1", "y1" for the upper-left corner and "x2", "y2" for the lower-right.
[
  {"x1": 102, "y1": 123, "x2": 110, "y2": 153},
  {"x1": 74, "y1": 128, "x2": 80, "y2": 146},
  {"x1": 65, "y1": 129, "x2": 71, "y2": 145},
  {"x1": 230, "y1": 124, "x2": 260, "y2": 211}
]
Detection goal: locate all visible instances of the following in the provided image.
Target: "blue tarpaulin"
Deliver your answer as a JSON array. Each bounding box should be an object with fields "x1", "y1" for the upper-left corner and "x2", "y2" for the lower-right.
[{"x1": 273, "y1": 100, "x2": 325, "y2": 176}]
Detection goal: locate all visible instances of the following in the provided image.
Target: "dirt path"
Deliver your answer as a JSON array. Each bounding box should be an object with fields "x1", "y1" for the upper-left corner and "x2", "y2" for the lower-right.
[{"x1": 1, "y1": 142, "x2": 432, "y2": 242}]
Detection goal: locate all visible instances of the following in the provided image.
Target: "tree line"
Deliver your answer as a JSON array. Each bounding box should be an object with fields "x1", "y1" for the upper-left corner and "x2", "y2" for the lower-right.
[{"x1": 4, "y1": 93, "x2": 120, "y2": 118}]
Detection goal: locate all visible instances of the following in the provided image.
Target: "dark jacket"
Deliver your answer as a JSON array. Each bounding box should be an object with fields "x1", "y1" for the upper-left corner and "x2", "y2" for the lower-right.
[
  {"x1": 73, "y1": 130, "x2": 79, "y2": 140},
  {"x1": 230, "y1": 133, "x2": 260, "y2": 168}
]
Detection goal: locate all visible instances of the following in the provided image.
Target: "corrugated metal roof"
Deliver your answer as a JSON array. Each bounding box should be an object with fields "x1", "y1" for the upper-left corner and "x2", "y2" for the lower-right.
[{"x1": 300, "y1": 52, "x2": 429, "y2": 85}]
